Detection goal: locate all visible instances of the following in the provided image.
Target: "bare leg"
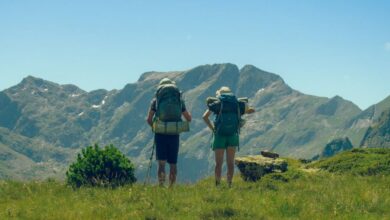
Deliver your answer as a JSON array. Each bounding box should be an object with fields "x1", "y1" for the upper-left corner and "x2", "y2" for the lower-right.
[
  {"x1": 226, "y1": 147, "x2": 236, "y2": 186},
  {"x1": 214, "y1": 149, "x2": 225, "y2": 186},
  {"x1": 169, "y1": 163, "x2": 177, "y2": 187},
  {"x1": 158, "y1": 160, "x2": 166, "y2": 186}
]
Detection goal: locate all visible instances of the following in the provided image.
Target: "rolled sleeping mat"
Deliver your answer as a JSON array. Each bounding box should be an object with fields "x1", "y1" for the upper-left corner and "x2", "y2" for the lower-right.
[
  {"x1": 206, "y1": 97, "x2": 249, "y2": 105},
  {"x1": 152, "y1": 120, "x2": 190, "y2": 135},
  {"x1": 238, "y1": 97, "x2": 249, "y2": 103},
  {"x1": 206, "y1": 97, "x2": 219, "y2": 105}
]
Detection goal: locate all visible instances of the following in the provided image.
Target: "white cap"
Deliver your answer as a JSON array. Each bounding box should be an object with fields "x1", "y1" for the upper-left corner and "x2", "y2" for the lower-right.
[{"x1": 216, "y1": 86, "x2": 232, "y2": 96}]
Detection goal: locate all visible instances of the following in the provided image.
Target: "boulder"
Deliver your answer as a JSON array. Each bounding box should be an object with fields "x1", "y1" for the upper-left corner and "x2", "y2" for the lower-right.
[
  {"x1": 235, "y1": 155, "x2": 288, "y2": 181},
  {"x1": 261, "y1": 150, "x2": 279, "y2": 159}
]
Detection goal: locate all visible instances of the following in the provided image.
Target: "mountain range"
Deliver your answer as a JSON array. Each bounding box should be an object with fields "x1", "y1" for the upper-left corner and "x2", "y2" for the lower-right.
[{"x1": 1, "y1": 63, "x2": 389, "y2": 181}]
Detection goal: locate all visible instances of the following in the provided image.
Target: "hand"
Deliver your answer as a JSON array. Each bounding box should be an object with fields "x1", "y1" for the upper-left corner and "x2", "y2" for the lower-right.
[{"x1": 246, "y1": 108, "x2": 255, "y2": 114}]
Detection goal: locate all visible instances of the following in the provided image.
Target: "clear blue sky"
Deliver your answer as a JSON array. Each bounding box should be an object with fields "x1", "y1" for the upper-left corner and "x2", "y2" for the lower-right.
[{"x1": 1, "y1": 0, "x2": 389, "y2": 109}]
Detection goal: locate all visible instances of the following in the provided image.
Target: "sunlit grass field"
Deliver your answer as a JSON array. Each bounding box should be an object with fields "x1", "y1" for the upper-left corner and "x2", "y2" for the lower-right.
[{"x1": 2, "y1": 157, "x2": 390, "y2": 220}]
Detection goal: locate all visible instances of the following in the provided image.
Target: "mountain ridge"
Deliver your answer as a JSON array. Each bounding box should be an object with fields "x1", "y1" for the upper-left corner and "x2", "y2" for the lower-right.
[{"x1": 0, "y1": 63, "x2": 388, "y2": 181}]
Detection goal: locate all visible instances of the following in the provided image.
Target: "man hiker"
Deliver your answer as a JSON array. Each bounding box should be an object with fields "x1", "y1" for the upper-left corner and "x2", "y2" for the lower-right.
[
  {"x1": 202, "y1": 86, "x2": 255, "y2": 187},
  {"x1": 147, "y1": 78, "x2": 192, "y2": 187}
]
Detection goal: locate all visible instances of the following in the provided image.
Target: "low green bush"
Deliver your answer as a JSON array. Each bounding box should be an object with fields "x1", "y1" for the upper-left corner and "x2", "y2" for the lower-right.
[{"x1": 66, "y1": 144, "x2": 136, "y2": 188}]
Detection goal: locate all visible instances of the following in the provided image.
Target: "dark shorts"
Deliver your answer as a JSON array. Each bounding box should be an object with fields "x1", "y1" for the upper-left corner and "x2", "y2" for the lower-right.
[{"x1": 155, "y1": 134, "x2": 179, "y2": 164}]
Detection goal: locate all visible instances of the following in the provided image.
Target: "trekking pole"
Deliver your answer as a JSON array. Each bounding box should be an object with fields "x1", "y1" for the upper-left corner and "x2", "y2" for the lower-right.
[{"x1": 144, "y1": 141, "x2": 155, "y2": 185}]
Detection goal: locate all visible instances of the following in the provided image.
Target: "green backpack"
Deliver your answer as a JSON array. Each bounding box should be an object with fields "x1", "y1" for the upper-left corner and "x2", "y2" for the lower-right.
[
  {"x1": 214, "y1": 93, "x2": 241, "y2": 136},
  {"x1": 155, "y1": 84, "x2": 182, "y2": 122}
]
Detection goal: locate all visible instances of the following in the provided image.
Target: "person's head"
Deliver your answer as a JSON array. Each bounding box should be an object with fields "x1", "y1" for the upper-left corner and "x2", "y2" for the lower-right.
[
  {"x1": 159, "y1": 78, "x2": 175, "y2": 86},
  {"x1": 216, "y1": 86, "x2": 232, "y2": 96}
]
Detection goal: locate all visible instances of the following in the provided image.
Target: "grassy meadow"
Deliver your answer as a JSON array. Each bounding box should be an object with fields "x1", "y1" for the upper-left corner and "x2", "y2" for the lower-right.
[{"x1": 1, "y1": 150, "x2": 390, "y2": 219}]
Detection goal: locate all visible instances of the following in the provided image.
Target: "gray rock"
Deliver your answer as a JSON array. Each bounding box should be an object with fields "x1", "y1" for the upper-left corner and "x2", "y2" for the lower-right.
[{"x1": 235, "y1": 155, "x2": 288, "y2": 181}]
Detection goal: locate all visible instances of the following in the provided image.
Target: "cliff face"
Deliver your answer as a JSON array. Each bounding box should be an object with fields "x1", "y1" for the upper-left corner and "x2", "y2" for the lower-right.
[{"x1": 360, "y1": 109, "x2": 390, "y2": 148}]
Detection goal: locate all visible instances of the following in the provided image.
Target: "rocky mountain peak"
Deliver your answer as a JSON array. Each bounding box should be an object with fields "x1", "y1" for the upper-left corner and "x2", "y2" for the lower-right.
[
  {"x1": 236, "y1": 65, "x2": 284, "y2": 97},
  {"x1": 5, "y1": 76, "x2": 86, "y2": 98},
  {"x1": 19, "y1": 75, "x2": 56, "y2": 89},
  {"x1": 316, "y1": 95, "x2": 361, "y2": 116},
  {"x1": 137, "y1": 71, "x2": 183, "y2": 83},
  {"x1": 137, "y1": 71, "x2": 158, "y2": 82},
  {"x1": 239, "y1": 65, "x2": 282, "y2": 82},
  {"x1": 179, "y1": 63, "x2": 240, "y2": 88}
]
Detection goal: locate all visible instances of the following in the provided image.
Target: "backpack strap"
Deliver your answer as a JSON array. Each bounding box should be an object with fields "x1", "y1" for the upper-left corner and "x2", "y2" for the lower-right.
[
  {"x1": 179, "y1": 92, "x2": 183, "y2": 113},
  {"x1": 154, "y1": 85, "x2": 167, "y2": 118},
  {"x1": 155, "y1": 88, "x2": 161, "y2": 119},
  {"x1": 237, "y1": 100, "x2": 241, "y2": 134},
  {"x1": 215, "y1": 98, "x2": 224, "y2": 135},
  {"x1": 236, "y1": 101, "x2": 241, "y2": 152}
]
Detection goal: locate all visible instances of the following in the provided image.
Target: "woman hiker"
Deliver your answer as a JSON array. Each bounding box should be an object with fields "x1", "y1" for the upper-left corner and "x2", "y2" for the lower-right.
[{"x1": 202, "y1": 86, "x2": 255, "y2": 187}]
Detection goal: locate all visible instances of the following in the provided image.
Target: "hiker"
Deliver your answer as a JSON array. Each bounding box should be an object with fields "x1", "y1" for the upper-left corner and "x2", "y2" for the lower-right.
[
  {"x1": 202, "y1": 86, "x2": 255, "y2": 186},
  {"x1": 146, "y1": 78, "x2": 192, "y2": 187}
]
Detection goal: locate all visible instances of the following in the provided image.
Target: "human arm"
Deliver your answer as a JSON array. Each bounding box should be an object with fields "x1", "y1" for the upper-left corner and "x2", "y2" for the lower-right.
[
  {"x1": 146, "y1": 109, "x2": 155, "y2": 127},
  {"x1": 146, "y1": 98, "x2": 157, "y2": 126},
  {"x1": 179, "y1": 99, "x2": 192, "y2": 122},
  {"x1": 245, "y1": 107, "x2": 255, "y2": 114},
  {"x1": 202, "y1": 109, "x2": 214, "y2": 132},
  {"x1": 182, "y1": 110, "x2": 192, "y2": 122}
]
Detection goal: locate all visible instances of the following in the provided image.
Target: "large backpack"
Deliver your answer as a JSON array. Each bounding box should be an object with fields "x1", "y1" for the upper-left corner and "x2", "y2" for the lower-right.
[
  {"x1": 155, "y1": 83, "x2": 182, "y2": 122},
  {"x1": 214, "y1": 93, "x2": 241, "y2": 136}
]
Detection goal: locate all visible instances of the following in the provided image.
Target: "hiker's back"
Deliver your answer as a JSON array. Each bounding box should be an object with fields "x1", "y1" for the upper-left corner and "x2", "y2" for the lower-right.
[
  {"x1": 202, "y1": 86, "x2": 255, "y2": 187},
  {"x1": 214, "y1": 93, "x2": 241, "y2": 136},
  {"x1": 156, "y1": 84, "x2": 182, "y2": 122}
]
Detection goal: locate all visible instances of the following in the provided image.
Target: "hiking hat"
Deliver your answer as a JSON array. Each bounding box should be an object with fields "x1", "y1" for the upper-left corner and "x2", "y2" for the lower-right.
[
  {"x1": 216, "y1": 86, "x2": 232, "y2": 96},
  {"x1": 159, "y1": 78, "x2": 175, "y2": 85}
]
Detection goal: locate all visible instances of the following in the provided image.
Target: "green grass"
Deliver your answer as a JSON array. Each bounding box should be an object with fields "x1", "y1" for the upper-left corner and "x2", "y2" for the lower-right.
[
  {"x1": 1, "y1": 159, "x2": 390, "y2": 220},
  {"x1": 309, "y1": 148, "x2": 390, "y2": 175}
]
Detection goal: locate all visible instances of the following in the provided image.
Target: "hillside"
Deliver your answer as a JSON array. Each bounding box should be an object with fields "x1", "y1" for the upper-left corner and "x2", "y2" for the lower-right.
[
  {"x1": 0, "y1": 127, "x2": 75, "y2": 180},
  {"x1": 0, "y1": 63, "x2": 388, "y2": 181},
  {"x1": 309, "y1": 148, "x2": 390, "y2": 175},
  {"x1": 1, "y1": 149, "x2": 389, "y2": 219}
]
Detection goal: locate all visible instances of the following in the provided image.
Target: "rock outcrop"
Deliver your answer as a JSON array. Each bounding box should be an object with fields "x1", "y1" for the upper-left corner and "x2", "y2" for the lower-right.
[
  {"x1": 322, "y1": 137, "x2": 353, "y2": 158},
  {"x1": 360, "y1": 109, "x2": 390, "y2": 148},
  {"x1": 235, "y1": 155, "x2": 288, "y2": 181}
]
